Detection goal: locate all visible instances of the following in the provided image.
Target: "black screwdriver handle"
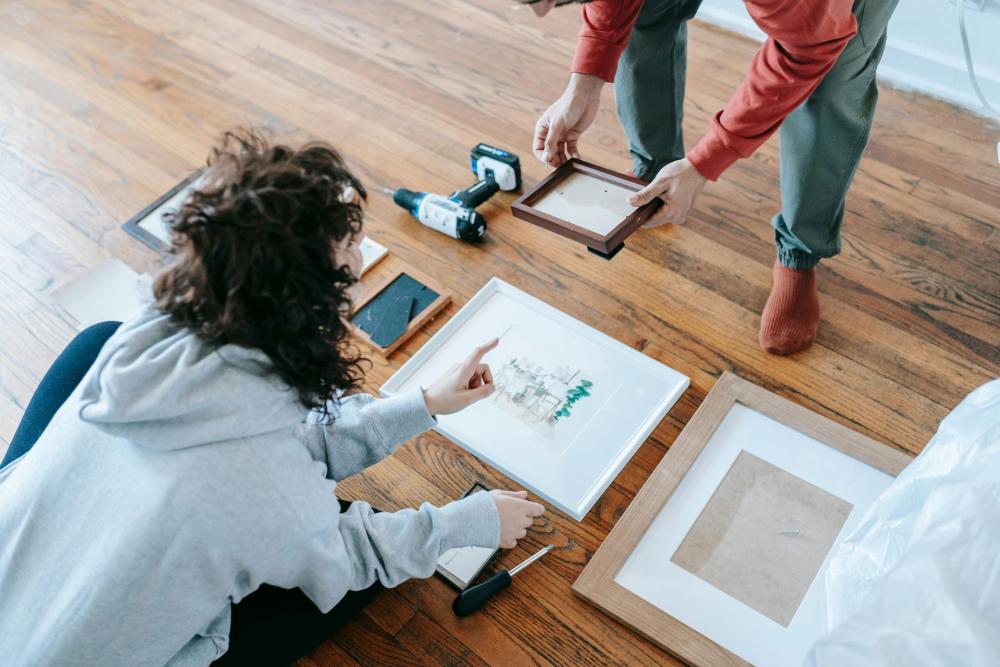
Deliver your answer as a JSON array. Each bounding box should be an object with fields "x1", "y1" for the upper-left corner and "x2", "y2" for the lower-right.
[{"x1": 452, "y1": 570, "x2": 512, "y2": 616}]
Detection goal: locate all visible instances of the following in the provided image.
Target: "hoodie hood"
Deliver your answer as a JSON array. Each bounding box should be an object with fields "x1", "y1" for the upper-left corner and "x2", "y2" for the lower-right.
[{"x1": 77, "y1": 304, "x2": 307, "y2": 451}]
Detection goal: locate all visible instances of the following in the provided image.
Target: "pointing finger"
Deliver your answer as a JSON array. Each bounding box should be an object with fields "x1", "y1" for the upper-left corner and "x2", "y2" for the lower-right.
[{"x1": 463, "y1": 338, "x2": 499, "y2": 370}]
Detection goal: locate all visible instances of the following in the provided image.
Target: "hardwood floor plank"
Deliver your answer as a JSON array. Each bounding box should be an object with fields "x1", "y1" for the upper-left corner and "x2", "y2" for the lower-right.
[
  {"x1": 392, "y1": 577, "x2": 546, "y2": 666},
  {"x1": 331, "y1": 614, "x2": 424, "y2": 667},
  {"x1": 395, "y1": 610, "x2": 491, "y2": 667},
  {"x1": 2, "y1": 1, "x2": 997, "y2": 665}
]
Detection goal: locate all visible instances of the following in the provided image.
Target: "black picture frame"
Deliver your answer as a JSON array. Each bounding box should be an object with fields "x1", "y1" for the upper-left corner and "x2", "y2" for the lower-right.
[{"x1": 122, "y1": 170, "x2": 204, "y2": 253}]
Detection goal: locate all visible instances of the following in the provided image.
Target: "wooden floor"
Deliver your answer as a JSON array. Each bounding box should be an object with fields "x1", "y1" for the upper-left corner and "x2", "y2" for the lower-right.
[{"x1": 2, "y1": 1, "x2": 999, "y2": 664}]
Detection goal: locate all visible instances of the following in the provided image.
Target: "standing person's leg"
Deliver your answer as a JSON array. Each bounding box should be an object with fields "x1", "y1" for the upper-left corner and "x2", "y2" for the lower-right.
[
  {"x1": 759, "y1": 0, "x2": 900, "y2": 354},
  {"x1": 1, "y1": 321, "x2": 122, "y2": 469},
  {"x1": 615, "y1": 0, "x2": 706, "y2": 181},
  {"x1": 216, "y1": 500, "x2": 383, "y2": 666}
]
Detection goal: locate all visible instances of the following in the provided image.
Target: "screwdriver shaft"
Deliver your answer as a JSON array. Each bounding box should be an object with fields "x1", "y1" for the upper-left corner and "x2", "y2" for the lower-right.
[{"x1": 509, "y1": 544, "x2": 555, "y2": 576}]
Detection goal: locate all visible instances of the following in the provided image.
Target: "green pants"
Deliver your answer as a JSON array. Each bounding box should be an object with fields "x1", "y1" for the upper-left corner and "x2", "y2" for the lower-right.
[{"x1": 616, "y1": 0, "x2": 899, "y2": 268}]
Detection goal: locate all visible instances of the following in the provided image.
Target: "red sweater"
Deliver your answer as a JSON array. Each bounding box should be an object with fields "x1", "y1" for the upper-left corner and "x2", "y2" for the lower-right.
[{"x1": 571, "y1": 0, "x2": 857, "y2": 180}]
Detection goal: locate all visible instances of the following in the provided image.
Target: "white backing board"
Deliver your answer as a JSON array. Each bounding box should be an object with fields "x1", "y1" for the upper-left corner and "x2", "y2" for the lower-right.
[
  {"x1": 533, "y1": 171, "x2": 636, "y2": 236},
  {"x1": 436, "y1": 546, "x2": 496, "y2": 589},
  {"x1": 381, "y1": 278, "x2": 689, "y2": 520},
  {"x1": 52, "y1": 259, "x2": 147, "y2": 329},
  {"x1": 359, "y1": 237, "x2": 388, "y2": 276},
  {"x1": 615, "y1": 403, "x2": 894, "y2": 666}
]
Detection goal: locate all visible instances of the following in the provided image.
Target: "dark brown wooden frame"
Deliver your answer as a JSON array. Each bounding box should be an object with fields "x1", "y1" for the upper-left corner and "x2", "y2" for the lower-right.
[
  {"x1": 573, "y1": 372, "x2": 913, "y2": 666},
  {"x1": 510, "y1": 158, "x2": 662, "y2": 259},
  {"x1": 349, "y1": 267, "x2": 451, "y2": 357},
  {"x1": 122, "y1": 170, "x2": 204, "y2": 253}
]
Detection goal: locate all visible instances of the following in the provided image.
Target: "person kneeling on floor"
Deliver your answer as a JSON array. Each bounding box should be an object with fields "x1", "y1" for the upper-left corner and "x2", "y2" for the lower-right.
[{"x1": 0, "y1": 129, "x2": 543, "y2": 666}]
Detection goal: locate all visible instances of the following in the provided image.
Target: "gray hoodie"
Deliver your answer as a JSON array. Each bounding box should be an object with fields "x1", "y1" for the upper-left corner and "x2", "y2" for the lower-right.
[{"x1": 0, "y1": 304, "x2": 500, "y2": 666}]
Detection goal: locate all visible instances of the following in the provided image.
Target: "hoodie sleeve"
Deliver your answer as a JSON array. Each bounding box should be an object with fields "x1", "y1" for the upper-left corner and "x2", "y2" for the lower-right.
[
  {"x1": 298, "y1": 388, "x2": 436, "y2": 481},
  {"x1": 290, "y1": 486, "x2": 501, "y2": 612}
]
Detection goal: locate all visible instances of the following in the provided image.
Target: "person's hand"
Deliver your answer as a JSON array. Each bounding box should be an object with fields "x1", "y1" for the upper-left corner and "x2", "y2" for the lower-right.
[
  {"x1": 628, "y1": 158, "x2": 707, "y2": 227},
  {"x1": 533, "y1": 73, "x2": 604, "y2": 168},
  {"x1": 527, "y1": 0, "x2": 557, "y2": 17},
  {"x1": 422, "y1": 338, "x2": 499, "y2": 416},
  {"x1": 490, "y1": 490, "x2": 545, "y2": 548}
]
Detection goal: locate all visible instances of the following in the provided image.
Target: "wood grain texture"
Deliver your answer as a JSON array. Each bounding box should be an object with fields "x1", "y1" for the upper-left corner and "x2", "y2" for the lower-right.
[{"x1": 0, "y1": 1, "x2": 997, "y2": 665}]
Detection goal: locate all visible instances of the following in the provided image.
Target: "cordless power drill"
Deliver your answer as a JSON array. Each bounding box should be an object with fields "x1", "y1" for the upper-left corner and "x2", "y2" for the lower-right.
[{"x1": 385, "y1": 144, "x2": 522, "y2": 243}]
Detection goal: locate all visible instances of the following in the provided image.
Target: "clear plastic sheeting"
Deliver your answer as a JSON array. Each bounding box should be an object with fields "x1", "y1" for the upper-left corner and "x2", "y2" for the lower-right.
[{"x1": 807, "y1": 379, "x2": 1000, "y2": 666}]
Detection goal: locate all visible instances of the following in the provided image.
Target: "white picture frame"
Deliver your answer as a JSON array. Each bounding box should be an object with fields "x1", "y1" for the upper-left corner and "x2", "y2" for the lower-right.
[
  {"x1": 381, "y1": 278, "x2": 689, "y2": 520},
  {"x1": 358, "y1": 237, "x2": 388, "y2": 276}
]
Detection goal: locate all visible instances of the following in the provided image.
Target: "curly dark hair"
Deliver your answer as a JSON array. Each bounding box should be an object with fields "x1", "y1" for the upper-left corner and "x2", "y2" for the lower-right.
[{"x1": 153, "y1": 129, "x2": 368, "y2": 415}]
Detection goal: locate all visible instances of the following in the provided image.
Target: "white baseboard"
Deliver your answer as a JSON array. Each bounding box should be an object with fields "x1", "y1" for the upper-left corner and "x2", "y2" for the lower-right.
[{"x1": 694, "y1": 6, "x2": 1000, "y2": 121}]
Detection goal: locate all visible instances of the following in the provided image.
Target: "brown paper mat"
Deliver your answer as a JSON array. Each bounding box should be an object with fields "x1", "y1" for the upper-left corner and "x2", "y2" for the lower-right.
[{"x1": 671, "y1": 450, "x2": 852, "y2": 626}]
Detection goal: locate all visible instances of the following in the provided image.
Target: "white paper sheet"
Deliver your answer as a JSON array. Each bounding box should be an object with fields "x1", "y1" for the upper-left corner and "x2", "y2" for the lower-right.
[
  {"x1": 436, "y1": 546, "x2": 495, "y2": 589},
  {"x1": 51, "y1": 259, "x2": 147, "y2": 329},
  {"x1": 359, "y1": 237, "x2": 388, "y2": 276}
]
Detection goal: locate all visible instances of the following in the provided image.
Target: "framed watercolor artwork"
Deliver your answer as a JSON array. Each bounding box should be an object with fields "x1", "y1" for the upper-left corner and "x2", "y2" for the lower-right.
[
  {"x1": 510, "y1": 159, "x2": 662, "y2": 259},
  {"x1": 573, "y1": 372, "x2": 913, "y2": 666},
  {"x1": 381, "y1": 277, "x2": 689, "y2": 520}
]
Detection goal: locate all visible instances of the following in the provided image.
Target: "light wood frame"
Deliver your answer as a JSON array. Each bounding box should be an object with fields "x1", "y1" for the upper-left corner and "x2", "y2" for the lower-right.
[
  {"x1": 510, "y1": 158, "x2": 662, "y2": 259},
  {"x1": 349, "y1": 267, "x2": 451, "y2": 357},
  {"x1": 572, "y1": 372, "x2": 912, "y2": 666}
]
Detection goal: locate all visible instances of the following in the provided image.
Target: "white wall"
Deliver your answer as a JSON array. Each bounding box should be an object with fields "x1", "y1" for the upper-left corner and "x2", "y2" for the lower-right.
[{"x1": 696, "y1": 0, "x2": 1000, "y2": 119}]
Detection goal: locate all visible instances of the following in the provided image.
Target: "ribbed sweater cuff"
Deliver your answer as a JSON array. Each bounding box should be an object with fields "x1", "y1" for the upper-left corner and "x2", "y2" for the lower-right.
[
  {"x1": 371, "y1": 387, "x2": 436, "y2": 451},
  {"x1": 687, "y1": 126, "x2": 743, "y2": 181},
  {"x1": 433, "y1": 490, "x2": 501, "y2": 551}
]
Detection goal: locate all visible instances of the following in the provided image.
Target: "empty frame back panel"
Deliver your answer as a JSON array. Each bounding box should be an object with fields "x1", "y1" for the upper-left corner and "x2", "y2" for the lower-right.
[
  {"x1": 511, "y1": 159, "x2": 661, "y2": 257},
  {"x1": 532, "y1": 171, "x2": 637, "y2": 236}
]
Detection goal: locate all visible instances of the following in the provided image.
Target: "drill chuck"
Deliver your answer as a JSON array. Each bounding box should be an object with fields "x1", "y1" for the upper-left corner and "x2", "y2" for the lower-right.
[{"x1": 391, "y1": 187, "x2": 423, "y2": 214}]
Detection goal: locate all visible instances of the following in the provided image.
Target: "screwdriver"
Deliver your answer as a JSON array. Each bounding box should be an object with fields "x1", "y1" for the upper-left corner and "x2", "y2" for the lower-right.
[{"x1": 452, "y1": 544, "x2": 556, "y2": 616}]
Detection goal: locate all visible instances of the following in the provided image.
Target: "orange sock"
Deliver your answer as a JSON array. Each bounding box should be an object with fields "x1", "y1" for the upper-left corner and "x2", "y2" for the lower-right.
[{"x1": 758, "y1": 260, "x2": 820, "y2": 355}]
